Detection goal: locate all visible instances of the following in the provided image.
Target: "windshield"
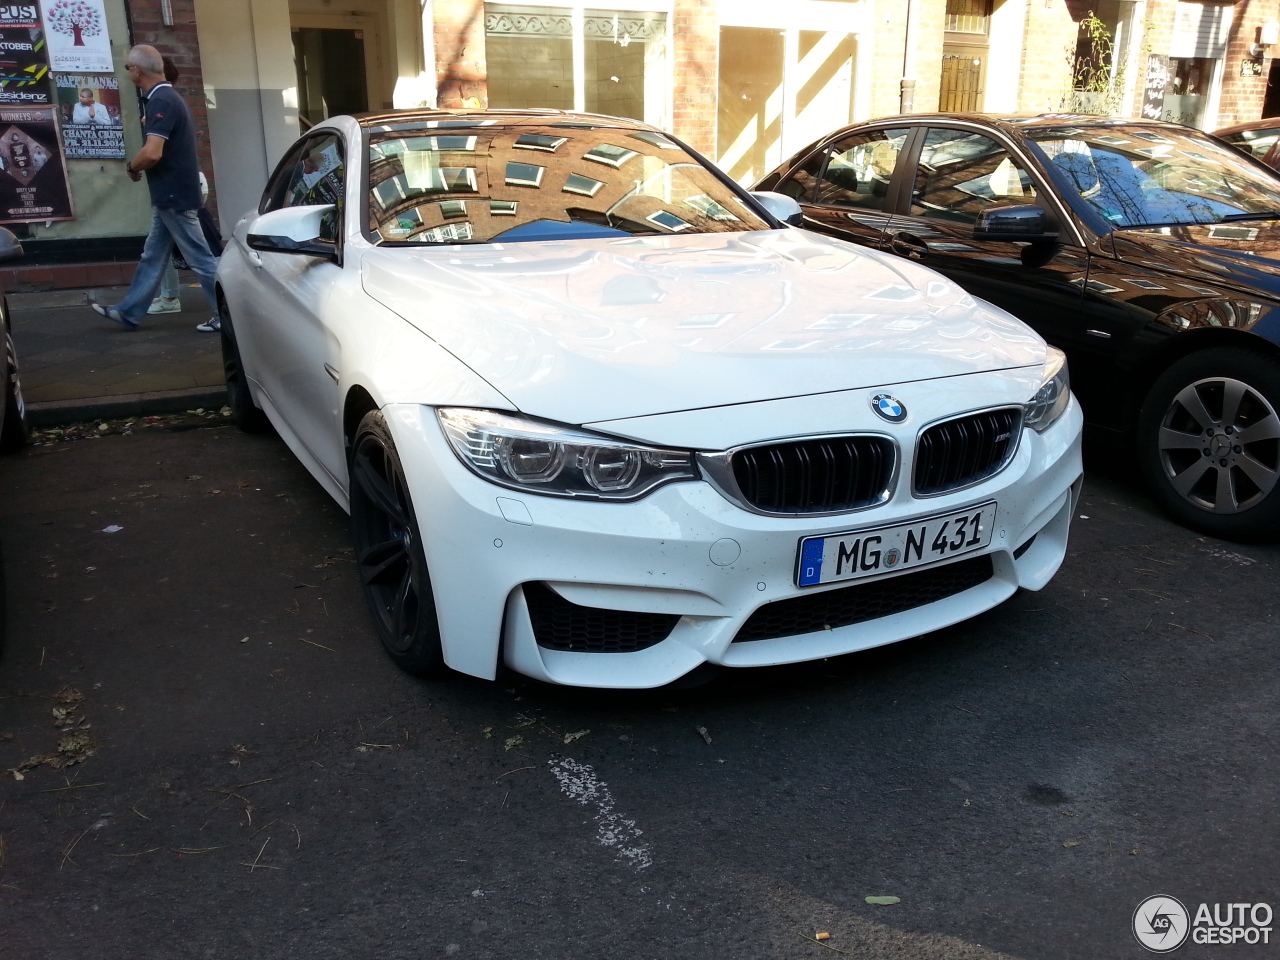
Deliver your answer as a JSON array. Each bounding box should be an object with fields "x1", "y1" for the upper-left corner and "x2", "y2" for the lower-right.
[
  {"x1": 1025, "y1": 125, "x2": 1280, "y2": 228},
  {"x1": 365, "y1": 120, "x2": 771, "y2": 244}
]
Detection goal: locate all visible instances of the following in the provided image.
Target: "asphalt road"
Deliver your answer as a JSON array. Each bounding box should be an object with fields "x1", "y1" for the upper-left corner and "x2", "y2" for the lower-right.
[{"x1": 0, "y1": 423, "x2": 1276, "y2": 960}]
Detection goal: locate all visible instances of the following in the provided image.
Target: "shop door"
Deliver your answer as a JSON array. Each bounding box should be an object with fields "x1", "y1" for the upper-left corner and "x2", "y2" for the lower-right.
[{"x1": 293, "y1": 28, "x2": 369, "y2": 130}]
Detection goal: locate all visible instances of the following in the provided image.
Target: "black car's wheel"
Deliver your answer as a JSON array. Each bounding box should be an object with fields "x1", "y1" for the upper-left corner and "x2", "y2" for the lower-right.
[
  {"x1": 0, "y1": 329, "x2": 28, "y2": 453},
  {"x1": 349, "y1": 410, "x2": 445, "y2": 676},
  {"x1": 219, "y1": 302, "x2": 270, "y2": 434},
  {"x1": 1138, "y1": 348, "x2": 1280, "y2": 541}
]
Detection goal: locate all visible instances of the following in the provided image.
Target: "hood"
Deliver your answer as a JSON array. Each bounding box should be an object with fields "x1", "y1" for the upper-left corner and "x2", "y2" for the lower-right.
[
  {"x1": 360, "y1": 229, "x2": 1045, "y2": 424},
  {"x1": 1114, "y1": 221, "x2": 1280, "y2": 295}
]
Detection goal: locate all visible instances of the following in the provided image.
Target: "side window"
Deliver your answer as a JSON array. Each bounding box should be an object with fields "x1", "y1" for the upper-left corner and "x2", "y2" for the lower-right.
[
  {"x1": 774, "y1": 149, "x2": 827, "y2": 202},
  {"x1": 284, "y1": 135, "x2": 345, "y2": 211},
  {"x1": 1223, "y1": 129, "x2": 1280, "y2": 161},
  {"x1": 259, "y1": 140, "x2": 309, "y2": 214},
  {"x1": 810, "y1": 128, "x2": 910, "y2": 210},
  {"x1": 909, "y1": 128, "x2": 1038, "y2": 225}
]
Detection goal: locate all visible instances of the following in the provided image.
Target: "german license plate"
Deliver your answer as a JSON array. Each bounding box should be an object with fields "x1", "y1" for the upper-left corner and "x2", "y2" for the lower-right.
[{"x1": 795, "y1": 502, "x2": 997, "y2": 587}]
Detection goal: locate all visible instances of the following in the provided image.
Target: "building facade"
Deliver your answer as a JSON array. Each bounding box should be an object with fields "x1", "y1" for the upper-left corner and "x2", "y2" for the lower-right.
[{"x1": 8, "y1": 0, "x2": 1280, "y2": 283}]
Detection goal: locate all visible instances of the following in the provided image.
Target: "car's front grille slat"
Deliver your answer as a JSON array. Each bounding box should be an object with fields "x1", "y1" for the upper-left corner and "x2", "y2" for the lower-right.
[
  {"x1": 731, "y1": 436, "x2": 894, "y2": 514},
  {"x1": 914, "y1": 409, "x2": 1020, "y2": 496},
  {"x1": 733, "y1": 555, "x2": 994, "y2": 643}
]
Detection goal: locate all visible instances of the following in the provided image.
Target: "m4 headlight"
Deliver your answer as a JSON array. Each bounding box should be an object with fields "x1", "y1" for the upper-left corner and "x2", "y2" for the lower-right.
[
  {"x1": 437, "y1": 408, "x2": 699, "y2": 500},
  {"x1": 1024, "y1": 346, "x2": 1071, "y2": 432}
]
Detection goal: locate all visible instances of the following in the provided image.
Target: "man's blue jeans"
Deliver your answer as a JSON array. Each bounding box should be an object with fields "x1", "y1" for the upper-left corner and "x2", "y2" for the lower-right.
[{"x1": 113, "y1": 207, "x2": 219, "y2": 323}]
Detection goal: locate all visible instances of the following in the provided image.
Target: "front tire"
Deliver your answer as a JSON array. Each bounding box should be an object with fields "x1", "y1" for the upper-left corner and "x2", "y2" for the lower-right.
[
  {"x1": 1137, "y1": 347, "x2": 1280, "y2": 541},
  {"x1": 219, "y1": 301, "x2": 270, "y2": 434},
  {"x1": 349, "y1": 410, "x2": 445, "y2": 676},
  {"x1": 0, "y1": 330, "x2": 28, "y2": 453}
]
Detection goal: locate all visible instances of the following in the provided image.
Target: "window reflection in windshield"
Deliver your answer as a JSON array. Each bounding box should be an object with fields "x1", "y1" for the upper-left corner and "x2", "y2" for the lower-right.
[
  {"x1": 366, "y1": 120, "x2": 770, "y2": 244},
  {"x1": 1026, "y1": 126, "x2": 1280, "y2": 228}
]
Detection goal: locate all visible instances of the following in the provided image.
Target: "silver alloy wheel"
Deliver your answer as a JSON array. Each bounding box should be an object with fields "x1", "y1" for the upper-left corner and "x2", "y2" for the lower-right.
[{"x1": 1157, "y1": 376, "x2": 1280, "y2": 514}]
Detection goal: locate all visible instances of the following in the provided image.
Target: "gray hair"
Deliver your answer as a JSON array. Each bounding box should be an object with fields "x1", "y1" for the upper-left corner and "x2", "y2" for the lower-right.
[{"x1": 126, "y1": 44, "x2": 164, "y2": 75}]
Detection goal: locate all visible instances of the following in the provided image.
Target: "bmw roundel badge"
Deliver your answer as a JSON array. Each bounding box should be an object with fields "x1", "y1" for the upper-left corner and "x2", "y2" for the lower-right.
[{"x1": 871, "y1": 394, "x2": 907, "y2": 423}]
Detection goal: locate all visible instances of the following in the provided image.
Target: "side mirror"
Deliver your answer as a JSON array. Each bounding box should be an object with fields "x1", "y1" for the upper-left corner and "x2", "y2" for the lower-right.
[
  {"x1": 750, "y1": 191, "x2": 805, "y2": 227},
  {"x1": 246, "y1": 203, "x2": 339, "y2": 263},
  {"x1": 974, "y1": 203, "x2": 1056, "y2": 241},
  {"x1": 0, "y1": 227, "x2": 24, "y2": 263}
]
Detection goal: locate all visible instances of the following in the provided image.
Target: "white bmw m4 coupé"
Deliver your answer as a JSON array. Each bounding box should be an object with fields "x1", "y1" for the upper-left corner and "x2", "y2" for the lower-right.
[{"x1": 216, "y1": 110, "x2": 1083, "y2": 688}]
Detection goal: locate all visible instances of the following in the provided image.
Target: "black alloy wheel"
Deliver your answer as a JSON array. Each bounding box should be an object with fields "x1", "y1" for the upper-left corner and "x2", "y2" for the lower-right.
[
  {"x1": 219, "y1": 301, "x2": 270, "y2": 434},
  {"x1": 0, "y1": 329, "x2": 27, "y2": 453},
  {"x1": 349, "y1": 410, "x2": 445, "y2": 676},
  {"x1": 1138, "y1": 347, "x2": 1280, "y2": 541}
]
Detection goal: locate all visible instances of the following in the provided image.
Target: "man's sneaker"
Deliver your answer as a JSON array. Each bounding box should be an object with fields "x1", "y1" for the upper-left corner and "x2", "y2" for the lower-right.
[
  {"x1": 196, "y1": 317, "x2": 221, "y2": 333},
  {"x1": 148, "y1": 296, "x2": 182, "y2": 314},
  {"x1": 87, "y1": 298, "x2": 138, "y2": 330}
]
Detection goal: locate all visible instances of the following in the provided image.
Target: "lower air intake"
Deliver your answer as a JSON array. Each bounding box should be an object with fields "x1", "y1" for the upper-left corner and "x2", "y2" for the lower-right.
[
  {"x1": 523, "y1": 581, "x2": 680, "y2": 653},
  {"x1": 733, "y1": 555, "x2": 994, "y2": 643}
]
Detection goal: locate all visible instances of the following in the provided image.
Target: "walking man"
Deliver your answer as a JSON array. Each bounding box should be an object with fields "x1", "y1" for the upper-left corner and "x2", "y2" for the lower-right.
[{"x1": 88, "y1": 45, "x2": 220, "y2": 332}]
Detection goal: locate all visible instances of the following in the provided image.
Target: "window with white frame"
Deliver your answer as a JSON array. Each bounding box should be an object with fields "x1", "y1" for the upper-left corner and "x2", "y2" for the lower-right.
[{"x1": 485, "y1": 2, "x2": 669, "y2": 129}]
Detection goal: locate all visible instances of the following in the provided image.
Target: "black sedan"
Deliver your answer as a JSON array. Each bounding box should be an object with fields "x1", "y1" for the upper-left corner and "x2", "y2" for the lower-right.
[{"x1": 757, "y1": 113, "x2": 1280, "y2": 541}]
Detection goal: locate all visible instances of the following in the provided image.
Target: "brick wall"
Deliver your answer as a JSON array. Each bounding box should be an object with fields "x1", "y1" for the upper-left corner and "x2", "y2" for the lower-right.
[
  {"x1": 435, "y1": 0, "x2": 488, "y2": 108},
  {"x1": 1015, "y1": 0, "x2": 1076, "y2": 112},
  {"x1": 870, "y1": 0, "x2": 908, "y2": 118},
  {"x1": 125, "y1": 0, "x2": 219, "y2": 223},
  {"x1": 1213, "y1": 0, "x2": 1269, "y2": 127},
  {"x1": 671, "y1": 0, "x2": 716, "y2": 153},
  {"x1": 1133, "y1": 0, "x2": 1271, "y2": 128}
]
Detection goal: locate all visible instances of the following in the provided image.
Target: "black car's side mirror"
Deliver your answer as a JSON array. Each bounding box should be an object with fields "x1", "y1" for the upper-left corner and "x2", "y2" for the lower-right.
[
  {"x1": 974, "y1": 204, "x2": 1056, "y2": 241},
  {"x1": 0, "y1": 227, "x2": 24, "y2": 263}
]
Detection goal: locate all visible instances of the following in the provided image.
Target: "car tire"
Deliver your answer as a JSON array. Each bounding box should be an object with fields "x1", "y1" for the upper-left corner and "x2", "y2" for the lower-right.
[
  {"x1": 1137, "y1": 347, "x2": 1280, "y2": 541},
  {"x1": 219, "y1": 303, "x2": 270, "y2": 434},
  {"x1": 0, "y1": 330, "x2": 28, "y2": 453},
  {"x1": 349, "y1": 410, "x2": 445, "y2": 676}
]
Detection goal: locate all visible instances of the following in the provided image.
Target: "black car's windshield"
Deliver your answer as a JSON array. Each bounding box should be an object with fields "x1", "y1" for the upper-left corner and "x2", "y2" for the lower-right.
[
  {"x1": 365, "y1": 119, "x2": 771, "y2": 244},
  {"x1": 1025, "y1": 125, "x2": 1280, "y2": 228}
]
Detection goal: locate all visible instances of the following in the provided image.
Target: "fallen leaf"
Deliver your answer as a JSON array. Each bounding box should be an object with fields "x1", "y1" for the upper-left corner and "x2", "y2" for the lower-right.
[
  {"x1": 864, "y1": 896, "x2": 900, "y2": 905},
  {"x1": 563, "y1": 729, "x2": 589, "y2": 744},
  {"x1": 504, "y1": 736, "x2": 524, "y2": 751},
  {"x1": 1063, "y1": 840, "x2": 1082, "y2": 848}
]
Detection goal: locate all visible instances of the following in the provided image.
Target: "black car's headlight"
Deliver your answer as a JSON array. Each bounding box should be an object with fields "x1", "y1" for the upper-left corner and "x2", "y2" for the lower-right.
[
  {"x1": 437, "y1": 408, "x2": 699, "y2": 500},
  {"x1": 1024, "y1": 346, "x2": 1070, "y2": 432}
]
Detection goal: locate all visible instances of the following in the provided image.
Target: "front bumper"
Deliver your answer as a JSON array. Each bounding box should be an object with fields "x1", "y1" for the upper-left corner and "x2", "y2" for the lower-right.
[{"x1": 384, "y1": 392, "x2": 1083, "y2": 688}]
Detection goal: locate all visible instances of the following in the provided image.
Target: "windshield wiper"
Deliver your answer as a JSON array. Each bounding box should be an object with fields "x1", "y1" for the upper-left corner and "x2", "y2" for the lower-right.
[{"x1": 1219, "y1": 212, "x2": 1280, "y2": 222}]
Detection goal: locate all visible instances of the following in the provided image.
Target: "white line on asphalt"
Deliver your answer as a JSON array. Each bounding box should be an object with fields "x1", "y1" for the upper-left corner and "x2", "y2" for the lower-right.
[{"x1": 548, "y1": 755, "x2": 653, "y2": 870}]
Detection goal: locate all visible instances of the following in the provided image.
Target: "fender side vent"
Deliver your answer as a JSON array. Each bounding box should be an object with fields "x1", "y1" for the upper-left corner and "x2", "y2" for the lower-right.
[{"x1": 524, "y1": 581, "x2": 679, "y2": 653}]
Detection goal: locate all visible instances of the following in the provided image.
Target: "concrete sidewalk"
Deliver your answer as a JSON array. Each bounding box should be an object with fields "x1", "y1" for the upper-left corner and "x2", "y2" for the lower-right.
[{"x1": 8, "y1": 280, "x2": 227, "y2": 427}]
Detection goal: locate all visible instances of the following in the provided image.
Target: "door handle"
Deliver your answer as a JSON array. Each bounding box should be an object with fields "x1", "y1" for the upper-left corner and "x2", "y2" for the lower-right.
[
  {"x1": 247, "y1": 250, "x2": 263, "y2": 268},
  {"x1": 889, "y1": 232, "x2": 928, "y2": 260}
]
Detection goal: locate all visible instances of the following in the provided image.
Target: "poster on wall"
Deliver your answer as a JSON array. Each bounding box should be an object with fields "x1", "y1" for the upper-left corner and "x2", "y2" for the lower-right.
[
  {"x1": 0, "y1": 105, "x2": 73, "y2": 221},
  {"x1": 0, "y1": 10, "x2": 52, "y2": 106},
  {"x1": 42, "y1": 0, "x2": 113, "y2": 73},
  {"x1": 54, "y1": 72, "x2": 121, "y2": 157}
]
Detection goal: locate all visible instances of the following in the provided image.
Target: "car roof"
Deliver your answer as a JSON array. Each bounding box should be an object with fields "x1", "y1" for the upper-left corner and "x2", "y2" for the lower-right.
[
  {"x1": 858, "y1": 111, "x2": 1203, "y2": 136},
  {"x1": 348, "y1": 108, "x2": 660, "y2": 132},
  {"x1": 1212, "y1": 117, "x2": 1280, "y2": 137}
]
